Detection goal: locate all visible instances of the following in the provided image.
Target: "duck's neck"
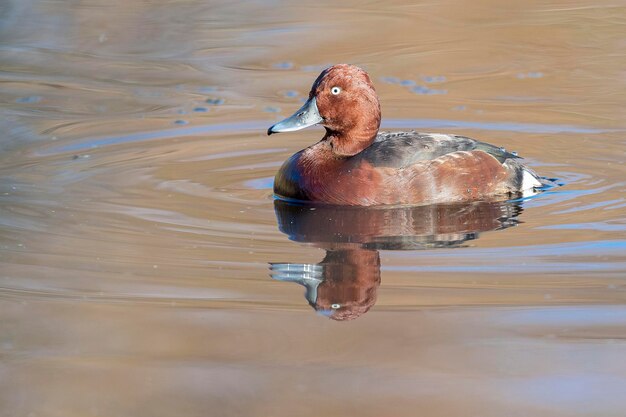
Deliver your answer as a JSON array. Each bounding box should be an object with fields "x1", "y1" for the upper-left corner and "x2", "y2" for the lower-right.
[{"x1": 325, "y1": 121, "x2": 380, "y2": 157}]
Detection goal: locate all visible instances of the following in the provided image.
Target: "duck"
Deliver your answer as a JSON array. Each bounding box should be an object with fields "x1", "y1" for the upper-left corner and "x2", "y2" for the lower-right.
[{"x1": 267, "y1": 64, "x2": 545, "y2": 206}]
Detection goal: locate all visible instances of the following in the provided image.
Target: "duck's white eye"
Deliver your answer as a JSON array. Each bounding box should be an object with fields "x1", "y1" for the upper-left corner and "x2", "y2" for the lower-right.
[
  {"x1": 331, "y1": 303, "x2": 341, "y2": 309},
  {"x1": 331, "y1": 86, "x2": 341, "y2": 95}
]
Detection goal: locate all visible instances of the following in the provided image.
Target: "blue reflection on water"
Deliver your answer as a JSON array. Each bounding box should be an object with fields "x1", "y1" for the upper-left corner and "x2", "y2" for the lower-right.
[
  {"x1": 40, "y1": 119, "x2": 622, "y2": 155},
  {"x1": 245, "y1": 177, "x2": 274, "y2": 190}
]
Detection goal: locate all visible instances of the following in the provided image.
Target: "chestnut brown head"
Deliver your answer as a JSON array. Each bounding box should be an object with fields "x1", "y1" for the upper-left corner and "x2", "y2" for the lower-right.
[{"x1": 268, "y1": 64, "x2": 381, "y2": 156}]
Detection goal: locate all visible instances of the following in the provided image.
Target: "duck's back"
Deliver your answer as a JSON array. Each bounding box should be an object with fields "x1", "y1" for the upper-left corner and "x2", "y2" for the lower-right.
[
  {"x1": 350, "y1": 131, "x2": 545, "y2": 204},
  {"x1": 357, "y1": 131, "x2": 519, "y2": 168}
]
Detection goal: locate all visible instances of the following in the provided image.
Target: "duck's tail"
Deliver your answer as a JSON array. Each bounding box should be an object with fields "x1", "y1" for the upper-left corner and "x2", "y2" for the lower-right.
[
  {"x1": 521, "y1": 166, "x2": 543, "y2": 190},
  {"x1": 504, "y1": 159, "x2": 557, "y2": 196}
]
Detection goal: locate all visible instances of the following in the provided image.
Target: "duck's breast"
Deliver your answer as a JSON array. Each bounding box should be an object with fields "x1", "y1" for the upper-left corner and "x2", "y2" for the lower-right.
[{"x1": 274, "y1": 151, "x2": 308, "y2": 201}]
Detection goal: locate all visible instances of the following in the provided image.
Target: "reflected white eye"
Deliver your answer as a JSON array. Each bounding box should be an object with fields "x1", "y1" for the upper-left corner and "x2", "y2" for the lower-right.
[{"x1": 331, "y1": 86, "x2": 341, "y2": 95}]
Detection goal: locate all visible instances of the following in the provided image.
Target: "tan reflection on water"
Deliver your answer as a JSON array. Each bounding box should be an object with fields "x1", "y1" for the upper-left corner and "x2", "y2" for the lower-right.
[{"x1": 1, "y1": 0, "x2": 625, "y2": 416}]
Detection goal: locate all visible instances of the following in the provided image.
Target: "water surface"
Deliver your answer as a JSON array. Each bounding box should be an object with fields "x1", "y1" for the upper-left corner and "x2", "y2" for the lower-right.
[{"x1": 1, "y1": 1, "x2": 625, "y2": 416}]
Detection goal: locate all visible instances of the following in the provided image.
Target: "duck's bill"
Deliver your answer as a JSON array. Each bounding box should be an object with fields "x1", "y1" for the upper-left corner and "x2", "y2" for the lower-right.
[{"x1": 267, "y1": 97, "x2": 323, "y2": 135}]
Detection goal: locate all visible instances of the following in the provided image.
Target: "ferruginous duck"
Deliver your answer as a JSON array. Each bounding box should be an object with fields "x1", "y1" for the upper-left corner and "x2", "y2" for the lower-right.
[{"x1": 267, "y1": 64, "x2": 545, "y2": 206}]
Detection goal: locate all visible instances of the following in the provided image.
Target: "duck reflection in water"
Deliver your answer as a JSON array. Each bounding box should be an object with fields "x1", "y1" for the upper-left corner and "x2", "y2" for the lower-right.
[{"x1": 270, "y1": 199, "x2": 523, "y2": 321}]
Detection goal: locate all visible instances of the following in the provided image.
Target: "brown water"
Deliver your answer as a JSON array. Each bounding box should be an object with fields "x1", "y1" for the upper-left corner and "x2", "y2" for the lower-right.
[{"x1": 1, "y1": 1, "x2": 625, "y2": 416}]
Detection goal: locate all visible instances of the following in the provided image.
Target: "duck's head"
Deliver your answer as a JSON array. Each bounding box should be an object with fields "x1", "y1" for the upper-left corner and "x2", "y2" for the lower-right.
[{"x1": 268, "y1": 64, "x2": 381, "y2": 156}]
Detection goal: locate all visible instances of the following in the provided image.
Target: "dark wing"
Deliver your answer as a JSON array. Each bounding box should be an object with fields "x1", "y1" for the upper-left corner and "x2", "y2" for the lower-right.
[{"x1": 357, "y1": 131, "x2": 520, "y2": 168}]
